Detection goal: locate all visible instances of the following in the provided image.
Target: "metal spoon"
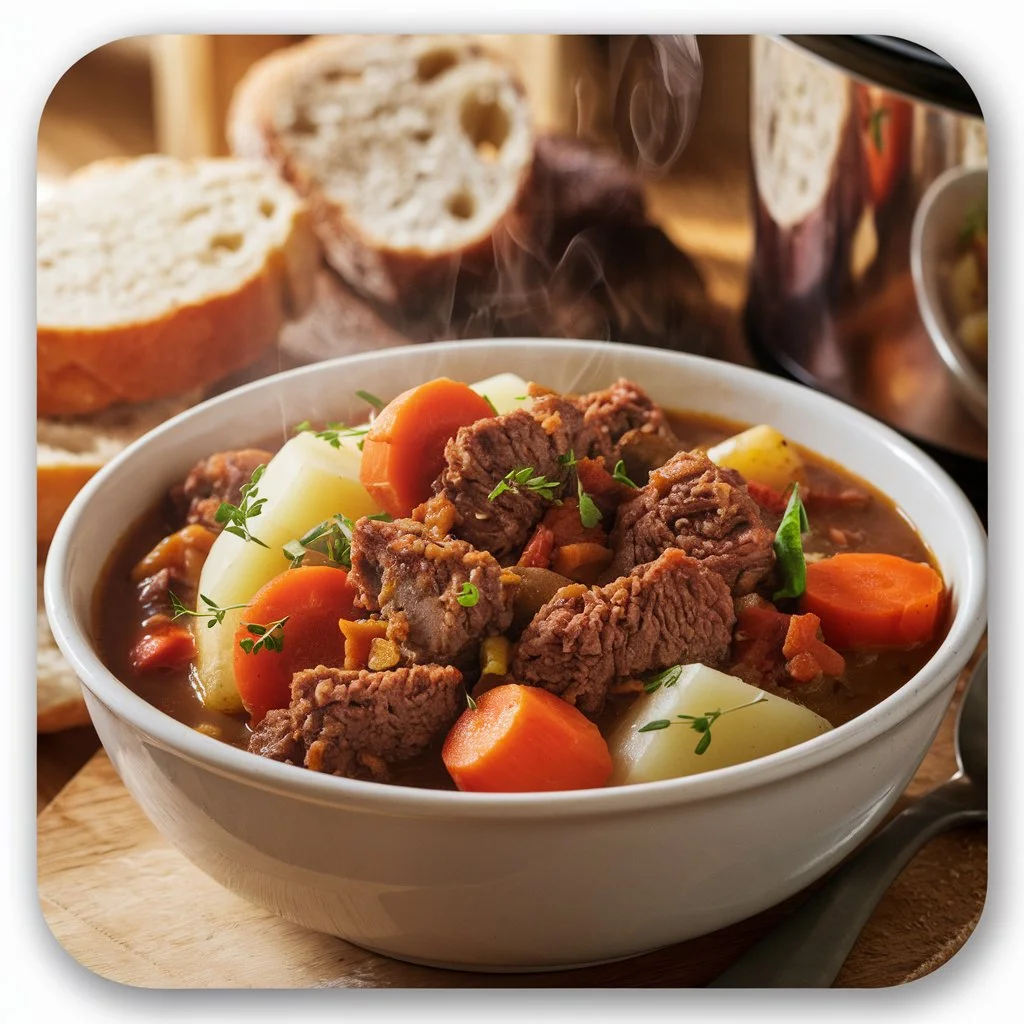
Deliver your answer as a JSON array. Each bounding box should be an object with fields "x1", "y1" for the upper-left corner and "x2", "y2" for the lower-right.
[{"x1": 710, "y1": 650, "x2": 988, "y2": 988}]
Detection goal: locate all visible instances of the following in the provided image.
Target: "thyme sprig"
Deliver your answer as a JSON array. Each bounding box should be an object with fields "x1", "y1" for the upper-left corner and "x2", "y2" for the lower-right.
[
  {"x1": 238, "y1": 616, "x2": 289, "y2": 655},
  {"x1": 294, "y1": 420, "x2": 371, "y2": 451},
  {"x1": 638, "y1": 692, "x2": 769, "y2": 755},
  {"x1": 488, "y1": 466, "x2": 562, "y2": 503},
  {"x1": 169, "y1": 591, "x2": 249, "y2": 629},
  {"x1": 283, "y1": 512, "x2": 391, "y2": 569},
  {"x1": 214, "y1": 464, "x2": 269, "y2": 547}
]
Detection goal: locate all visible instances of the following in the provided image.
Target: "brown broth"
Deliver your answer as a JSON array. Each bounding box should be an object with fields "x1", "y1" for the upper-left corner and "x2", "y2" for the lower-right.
[{"x1": 94, "y1": 409, "x2": 947, "y2": 789}]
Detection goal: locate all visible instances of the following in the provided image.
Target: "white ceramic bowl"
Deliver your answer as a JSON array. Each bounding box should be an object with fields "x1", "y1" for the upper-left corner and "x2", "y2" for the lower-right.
[
  {"x1": 45, "y1": 340, "x2": 987, "y2": 972},
  {"x1": 911, "y1": 163, "x2": 988, "y2": 426}
]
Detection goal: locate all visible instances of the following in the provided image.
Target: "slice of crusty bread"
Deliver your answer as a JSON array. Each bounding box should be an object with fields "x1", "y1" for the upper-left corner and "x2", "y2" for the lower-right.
[
  {"x1": 38, "y1": 156, "x2": 320, "y2": 416},
  {"x1": 227, "y1": 35, "x2": 535, "y2": 307},
  {"x1": 37, "y1": 393, "x2": 199, "y2": 543},
  {"x1": 37, "y1": 562, "x2": 91, "y2": 733}
]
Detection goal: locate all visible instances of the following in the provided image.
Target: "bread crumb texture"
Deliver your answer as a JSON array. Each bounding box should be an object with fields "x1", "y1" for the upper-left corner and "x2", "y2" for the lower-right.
[
  {"x1": 37, "y1": 156, "x2": 319, "y2": 415},
  {"x1": 229, "y1": 35, "x2": 534, "y2": 256}
]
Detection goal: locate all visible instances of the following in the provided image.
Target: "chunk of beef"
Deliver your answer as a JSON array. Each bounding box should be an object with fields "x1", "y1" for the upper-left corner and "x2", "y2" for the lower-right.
[
  {"x1": 435, "y1": 404, "x2": 577, "y2": 560},
  {"x1": 135, "y1": 566, "x2": 186, "y2": 623},
  {"x1": 574, "y1": 378, "x2": 678, "y2": 466},
  {"x1": 433, "y1": 380, "x2": 674, "y2": 561},
  {"x1": 512, "y1": 548, "x2": 735, "y2": 714},
  {"x1": 249, "y1": 664, "x2": 463, "y2": 779},
  {"x1": 608, "y1": 449, "x2": 775, "y2": 595},
  {"x1": 348, "y1": 517, "x2": 518, "y2": 667},
  {"x1": 171, "y1": 448, "x2": 273, "y2": 531}
]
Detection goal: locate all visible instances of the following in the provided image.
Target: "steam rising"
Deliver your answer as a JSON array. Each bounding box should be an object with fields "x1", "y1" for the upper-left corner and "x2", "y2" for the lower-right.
[
  {"x1": 280, "y1": 35, "x2": 710, "y2": 397},
  {"x1": 609, "y1": 35, "x2": 704, "y2": 177}
]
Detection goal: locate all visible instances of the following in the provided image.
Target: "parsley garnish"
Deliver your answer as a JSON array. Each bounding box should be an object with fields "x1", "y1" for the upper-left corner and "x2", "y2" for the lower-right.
[
  {"x1": 772, "y1": 484, "x2": 810, "y2": 601},
  {"x1": 283, "y1": 512, "x2": 391, "y2": 569},
  {"x1": 488, "y1": 466, "x2": 562, "y2": 503},
  {"x1": 355, "y1": 390, "x2": 385, "y2": 411},
  {"x1": 638, "y1": 692, "x2": 768, "y2": 755},
  {"x1": 238, "y1": 616, "x2": 289, "y2": 655},
  {"x1": 456, "y1": 581, "x2": 480, "y2": 607},
  {"x1": 482, "y1": 395, "x2": 498, "y2": 415},
  {"x1": 169, "y1": 591, "x2": 249, "y2": 628},
  {"x1": 214, "y1": 464, "x2": 269, "y2": 547},
  {"x1": 612, "y1": 460, "x2": 639, "y2": 488}
]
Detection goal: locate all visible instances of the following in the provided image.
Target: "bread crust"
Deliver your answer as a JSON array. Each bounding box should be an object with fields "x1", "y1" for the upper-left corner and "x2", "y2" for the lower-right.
[
  {"x1": 227, "y1": 35, "x2": 535, "y2": 311},
  {"x1": 37, "y1": 160, "x2": 320, "y2": 416}
]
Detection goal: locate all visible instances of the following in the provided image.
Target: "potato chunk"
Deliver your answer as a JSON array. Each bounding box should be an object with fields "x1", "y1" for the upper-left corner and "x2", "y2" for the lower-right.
[
  {"x1": 608, "y1": 664, "x2": 832, "y2": 784},
  {"x1": 706, "y1": 424, "x2": 807, "y2": 492}
]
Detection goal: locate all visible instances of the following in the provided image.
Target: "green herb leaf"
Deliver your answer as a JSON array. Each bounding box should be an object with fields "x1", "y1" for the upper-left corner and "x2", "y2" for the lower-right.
[
  {"x1": 238, "y1": 615, "x2": 289, "y2": 655},
  {"x1": 456, "y1": 581, "x2": 480, "y2": 608},
  {"x1": 488, "y1": 466, "x2": 561, "y2": 503},
  {"x1": 638, "y1": 692, "x2": 767, "y2": 754},
  {"x1": 465, "y1": 691, "x2": 478, "y2": 710},
  {"x1": 482, "y1": 394, "x2": 498, "y2": 415},
  {"x1": 169, "y1": 590, "x2": 250, "y2": 629},
  {"x1": 355, "y1": 390, "x2": 385, "y2": 411},
  {"x1": 577, "y1": 477, "x2": 603, "y2": 529},
  {"x1": 772, "y1": 484, "x2": 810, "y2": 601},
  {"x1": 612, "y1": 460, "x2": 639, "y2": 488},
  {"x1": 638, "y1": 719, "x2": 672, "y2": 732},
  {"x1": 283, "y1": 511, "x2": 391, "y2": 569},
  {"x1": 296, "y1": 420, "x2": 371, "y2": 449},
  {"x1": 643, "y1": 664, "x2": 685, "y2": 694},
  {"x1": 214, "y1": 464, "x2": 269, "y2": 547}
]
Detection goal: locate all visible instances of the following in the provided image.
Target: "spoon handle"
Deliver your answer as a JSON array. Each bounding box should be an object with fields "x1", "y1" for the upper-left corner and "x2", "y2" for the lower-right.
[{"x1": 708, "y1": 777, "x2": 986, "y2": 988}]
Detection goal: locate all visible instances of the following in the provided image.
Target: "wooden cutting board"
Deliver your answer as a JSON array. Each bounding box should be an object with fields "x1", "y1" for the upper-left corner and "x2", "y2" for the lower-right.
[{"x1": 37, "y1": 648, "x2": 986, "y2": 989}]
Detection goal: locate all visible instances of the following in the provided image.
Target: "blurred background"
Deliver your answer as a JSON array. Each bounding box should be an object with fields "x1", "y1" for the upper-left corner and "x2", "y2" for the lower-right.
[{"x1": 38, "y1": 36, "x2": 987, "y2": 501}]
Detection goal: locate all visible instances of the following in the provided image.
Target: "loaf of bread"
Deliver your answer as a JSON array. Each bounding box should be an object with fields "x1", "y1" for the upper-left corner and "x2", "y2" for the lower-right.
[
  {"x1": 37, "y1": 156, "x2": 320, "y2": 416},
  {"x1": 227, "y1": 35, "x2": 535, "y2": 308},
  {"x1": 37, "y1": 393, "x2": 199, "y2": 543}
]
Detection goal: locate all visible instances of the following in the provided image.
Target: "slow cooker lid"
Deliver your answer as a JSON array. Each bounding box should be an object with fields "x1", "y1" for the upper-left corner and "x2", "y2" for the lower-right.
[{"x1": 784, "y1": 35, "x2": 981, "y2": 116}]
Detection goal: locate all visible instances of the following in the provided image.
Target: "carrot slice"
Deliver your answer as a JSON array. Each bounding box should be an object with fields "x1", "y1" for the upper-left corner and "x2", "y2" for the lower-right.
[
  {"x1": 800, "y1": 553, "x2": 945, "y2": 650},
  {"x1": 131, "y1": 624, "x2": 196, "y2": 673},
  {"x1": 442, "y1": 683, "x2": 613, "y2": 793},
  {"x1": 782, "y1": 612, "x2": 846, "y2": 682},
  {"x1": 232, "y1": 566, "x2": 357, "y2": 724},
  {"x1": 359, "y1": 378, "x2": 495, "y2": 518},
  {"x1": 552, "y1": 542, "x2": 613, "y2": 583}
]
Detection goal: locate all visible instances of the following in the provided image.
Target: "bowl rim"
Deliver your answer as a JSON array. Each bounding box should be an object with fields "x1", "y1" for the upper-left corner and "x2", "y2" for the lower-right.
[
  {"x1": 910, "y1": 162, "x2": 988, "y2": 423},
  {"x1": 44, "y1": 339, "x2": 988, "y2": 820}
]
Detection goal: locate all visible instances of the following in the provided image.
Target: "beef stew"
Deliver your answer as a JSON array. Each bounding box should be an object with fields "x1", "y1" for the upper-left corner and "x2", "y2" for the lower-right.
[{"x1": 95, "y1": 375, "x2": 948, "y2": 792}]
